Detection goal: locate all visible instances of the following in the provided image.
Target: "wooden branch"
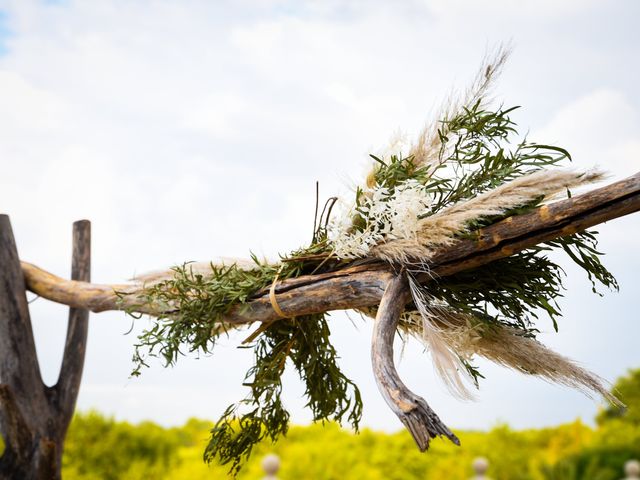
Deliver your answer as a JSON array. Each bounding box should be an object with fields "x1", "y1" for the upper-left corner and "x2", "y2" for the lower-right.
[
  {"x1": 20, "y1": 262, "x2": 130, "y2": 313},
  {"x1": 19, "y1": 171, "x2": 640, "y2": 324},
  {"x1": 52, "y1": 220, "x2": 90, "y2": 429},
  {"x1": 371, "y1": 272, "x2": 459, "y2": 450}
]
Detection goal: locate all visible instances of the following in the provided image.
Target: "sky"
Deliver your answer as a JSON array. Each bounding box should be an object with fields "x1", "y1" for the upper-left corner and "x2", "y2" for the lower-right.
[{"x1": 0, "y1": 0, "x2": 639, "y2": 436}]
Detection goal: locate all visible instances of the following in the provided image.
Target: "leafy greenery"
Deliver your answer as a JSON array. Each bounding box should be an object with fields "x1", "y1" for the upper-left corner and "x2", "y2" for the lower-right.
[
  {"x1": 130, "y1": 255, "x2": 297, "y2": 375},
  {"x1": 204, "y1": 314, "x2": 362, "y2": 475},
  {"x1": 547, "y1": 231, "x2": 619, "y2": 296},
  {"x1": 127, "y1": 242, "x2": 359, "y2": 474},
  {"x1": 544, "y1": 370, "x2": 640, "y2": 480},
  {"x1": 597, "y1": 369, "x2": 640, "y2": 426},
  {"x1": 62, "y1": 411, "x2": 180, "y2": 480},
  {"x1": 433, "y1": 250, "x2": 565, "y2": 334},
  {"x1": 431, "y1": 231, "x2": 618, "y2": 336},
  {"x1": 367, "y1": 101, "x2": 571, "y2": 213},
  {"x1": 432, "y1": 101, "x2": 570, "y2": 210}
]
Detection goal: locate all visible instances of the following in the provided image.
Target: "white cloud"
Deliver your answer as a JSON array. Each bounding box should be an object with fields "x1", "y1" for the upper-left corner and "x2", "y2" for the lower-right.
[
  {"x1": 0, "y1": 70, "x2": 70, "y2": 132},
  {"x1": 180, "y1": 93, "x2": 249, "y2": 139},
  {"x1": 427, "y1": 0, "x2": 599, "y2": 19},
  {"x1": 534, "y1": 89, "x2": 640, "y2": 178},
  {"x1": 531, "y1": 89, "x2": 640, "y2": 254}
]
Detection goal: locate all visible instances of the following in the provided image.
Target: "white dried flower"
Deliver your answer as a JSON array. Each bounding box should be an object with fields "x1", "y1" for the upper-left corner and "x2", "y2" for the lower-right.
[{"x1": 328, "y1": 180, "x2": 433, "y2": 259}]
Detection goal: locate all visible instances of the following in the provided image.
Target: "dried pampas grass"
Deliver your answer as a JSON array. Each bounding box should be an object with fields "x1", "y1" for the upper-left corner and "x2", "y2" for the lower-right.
[
  {"x1": 402, "y1": 309, "x2": 621, "y2": 406},
  {"x1": 407, "y1": 275, "x2": 477, "y2": 400},
  {"x1": 132, "y1": 257, "x2": 264, "y2": 286},
  {"x1": 410, "y1": 47, "x2": 510, "y2": 170},
  {"x1": 373, "y1": 168, "x2": 606, "y2": 264},
  {"x1": 364, "y1": 46, "x2": 511, "y2": 185}
]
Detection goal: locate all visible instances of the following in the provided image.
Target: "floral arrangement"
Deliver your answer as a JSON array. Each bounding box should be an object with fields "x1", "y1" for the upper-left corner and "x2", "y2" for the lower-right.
[{"x1": 124, "y1": 49, "x2": 621, "y2": 475}]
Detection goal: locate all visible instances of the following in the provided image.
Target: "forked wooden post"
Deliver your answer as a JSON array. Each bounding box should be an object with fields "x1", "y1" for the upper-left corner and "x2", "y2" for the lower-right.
[{"x1": 0, "y1": 216, "x2": 90, "y2": 480}]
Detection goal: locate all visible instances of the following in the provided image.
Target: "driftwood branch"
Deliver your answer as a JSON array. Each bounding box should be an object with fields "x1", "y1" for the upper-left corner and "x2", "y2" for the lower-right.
[
  {"x1": 20, "y1": 171, "x2": 640, "y2": 323},
  {"x1": 371, "y1": 272, "x2": 460, "y2": 450}
]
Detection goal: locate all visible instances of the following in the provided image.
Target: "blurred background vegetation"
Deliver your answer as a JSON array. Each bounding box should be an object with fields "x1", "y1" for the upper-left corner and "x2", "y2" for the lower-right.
[{"x1": 1, "y1": 369, "x2": 638, "y2": 479}]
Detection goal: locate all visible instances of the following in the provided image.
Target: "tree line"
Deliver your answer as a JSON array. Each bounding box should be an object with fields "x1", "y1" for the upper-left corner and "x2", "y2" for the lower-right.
[{"x1": 2, "y1": 369, "x2": 637, "y2": 479}]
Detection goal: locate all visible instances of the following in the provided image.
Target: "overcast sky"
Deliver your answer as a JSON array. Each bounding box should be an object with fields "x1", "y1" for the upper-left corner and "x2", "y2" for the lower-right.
[{"x1": 0, "y1": 0, "x2": 639, "y2": 436}]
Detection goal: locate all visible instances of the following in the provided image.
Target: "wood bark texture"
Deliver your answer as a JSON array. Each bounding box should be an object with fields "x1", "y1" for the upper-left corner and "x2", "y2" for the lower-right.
[
  {"x1": 0, "y1": 216, "x2": 90, "y2": 480},
  {"x1": 371, "y1": 272, "x2": 460, "y2": 450}
]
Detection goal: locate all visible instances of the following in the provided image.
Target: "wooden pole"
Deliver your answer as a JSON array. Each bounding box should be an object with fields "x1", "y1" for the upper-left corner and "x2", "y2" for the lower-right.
[{"x1": 0, "y1": 216, "x2": 90, "y2": 480}]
